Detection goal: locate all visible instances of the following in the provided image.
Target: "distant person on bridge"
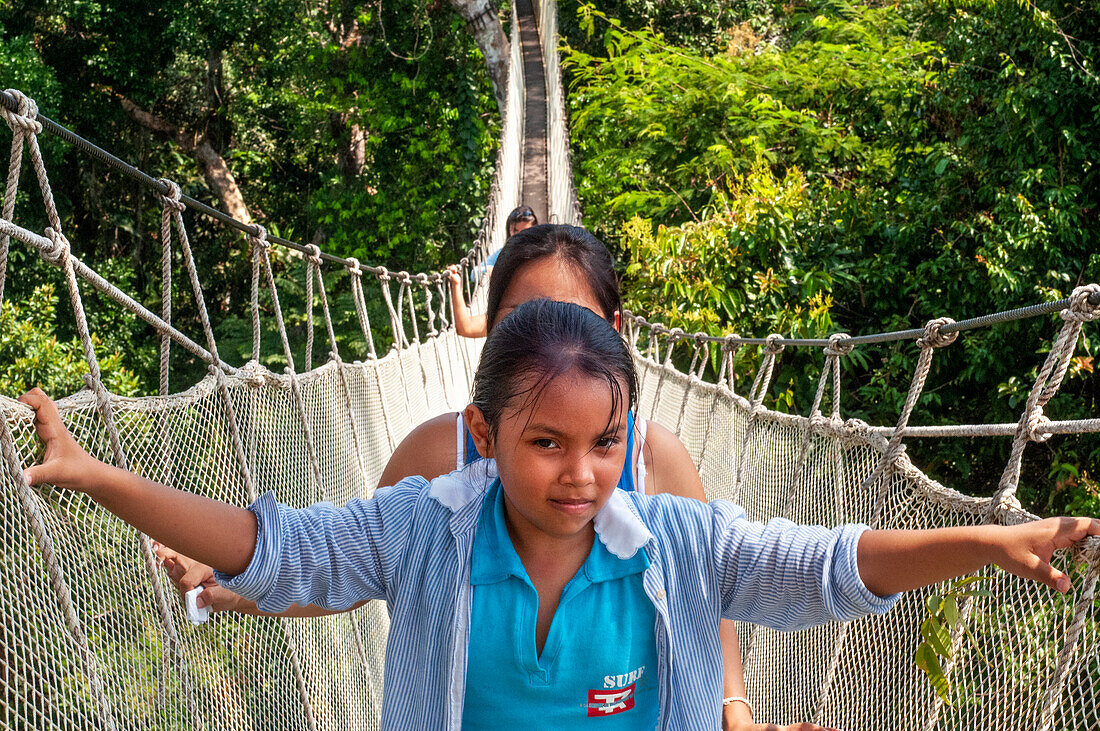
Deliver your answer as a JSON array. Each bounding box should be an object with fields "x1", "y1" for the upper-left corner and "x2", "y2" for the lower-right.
[{"x1": 449, "y1": 205, "x2": 539, "y2": 338}]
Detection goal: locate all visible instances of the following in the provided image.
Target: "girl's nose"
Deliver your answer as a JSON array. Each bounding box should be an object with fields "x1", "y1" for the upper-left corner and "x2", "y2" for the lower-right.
[{"x1": 560, "y1": 452, "x2": 596, "y2": 487}]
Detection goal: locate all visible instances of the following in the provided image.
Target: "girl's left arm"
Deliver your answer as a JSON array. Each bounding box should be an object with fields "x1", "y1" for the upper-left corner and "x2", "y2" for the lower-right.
[
  {"x1": 20, "y1": 388, "x2": 258, "y2": 576},
  {"x1": 857, "y1": 519, "x2": 1100, "y2": 596}
]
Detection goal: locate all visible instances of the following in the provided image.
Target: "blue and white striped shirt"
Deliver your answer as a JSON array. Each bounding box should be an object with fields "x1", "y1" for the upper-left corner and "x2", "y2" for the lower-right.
[{"x1": 216, "y1": 459, "x2": 899, "y2": 729}]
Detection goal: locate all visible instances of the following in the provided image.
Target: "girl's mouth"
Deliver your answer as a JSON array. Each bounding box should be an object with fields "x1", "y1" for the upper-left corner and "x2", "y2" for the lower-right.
[{"x1": 549, "y1": 498, "x2": 594, "y2": 515}]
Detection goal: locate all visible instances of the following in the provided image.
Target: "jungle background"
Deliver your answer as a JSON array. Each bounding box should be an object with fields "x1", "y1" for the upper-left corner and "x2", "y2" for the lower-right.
[{"x1": 0, "y1": 0, "x2": 1097, "y2": 516}]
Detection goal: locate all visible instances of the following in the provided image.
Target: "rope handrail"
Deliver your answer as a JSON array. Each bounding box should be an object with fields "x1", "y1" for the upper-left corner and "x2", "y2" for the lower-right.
[{"x1": 623, "y1": 290, "x2": 1100, "y2": 348}]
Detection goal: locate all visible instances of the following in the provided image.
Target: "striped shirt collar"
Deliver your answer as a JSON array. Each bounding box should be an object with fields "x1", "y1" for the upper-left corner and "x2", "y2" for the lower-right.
[{"x1": 428, "y1": 459, "x2": 653, "y2": 560}]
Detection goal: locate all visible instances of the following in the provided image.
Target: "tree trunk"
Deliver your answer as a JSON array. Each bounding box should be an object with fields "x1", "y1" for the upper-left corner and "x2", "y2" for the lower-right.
[
  {"x1": 327, "y1": 3, "x2": 369, "y2": 180},
  {"x1": 448, "y1": 0, "x2": 510, "y2": 114},
  {"x1": 119, "y1": 96, "x2": 253, "y2": 224},
  {"x1": 331, "y1": 111, "x2": 367, "y2": 178}
]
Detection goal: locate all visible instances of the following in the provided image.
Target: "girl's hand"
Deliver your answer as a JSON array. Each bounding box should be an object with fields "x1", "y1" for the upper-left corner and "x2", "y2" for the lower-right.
[
  {"x1": 18, "y1": 387, "x2": 102, "y2": 492},
  {"x1": 445, "y1": 264, "x2": 463, "y2": 288},
  {"x1": 154, "y1": 542, "x2": 244, "y2": 613},
  {"x1": 994, "y1": 517, "x2": 1100, "y2": 593}
]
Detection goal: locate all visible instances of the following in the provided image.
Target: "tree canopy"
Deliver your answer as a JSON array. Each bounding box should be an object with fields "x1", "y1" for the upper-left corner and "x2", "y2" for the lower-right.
[{"x1": 562, "y1": 0, "x2": 1099, "y2": 514}]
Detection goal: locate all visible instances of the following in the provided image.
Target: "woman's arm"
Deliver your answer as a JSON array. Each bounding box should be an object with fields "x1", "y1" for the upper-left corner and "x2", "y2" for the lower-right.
[
  {"x1": 447, "y1": 266, "x2": 487, "y2": 338},
  {"x1": 155, "y1": 542, "x2": 369, "y2": 617},
  {"x1": 857, "y1": 519, "x2": 1100, "y2": 596},
  {"x1": 21, "y1": 388, "x2": 257, "y2": 576}
]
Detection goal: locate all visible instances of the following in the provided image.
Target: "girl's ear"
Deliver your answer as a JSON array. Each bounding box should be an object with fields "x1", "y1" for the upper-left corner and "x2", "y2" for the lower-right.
[
  {"x1": 463, "y1": 404, "x2": 494, "y2": 459},
  {"x1": 614, "y1": 310, "x2": 622, "y2": 332}
]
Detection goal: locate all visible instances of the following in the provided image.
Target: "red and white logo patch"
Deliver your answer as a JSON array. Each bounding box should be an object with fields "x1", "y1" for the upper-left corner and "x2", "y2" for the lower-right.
[{"x1": 587, "y1": 683, "x2": 635, "y2": 716}]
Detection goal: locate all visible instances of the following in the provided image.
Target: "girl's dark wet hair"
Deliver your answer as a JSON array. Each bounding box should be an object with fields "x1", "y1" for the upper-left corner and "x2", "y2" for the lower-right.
[
  {"x1": 486, "y1": 224, "x2": 621, "y2": 329},
  {"x1": 472, "y1": 299, "x2": 637, "y2": 443},
  {"x1": 505, "y1": 205, "x2": 538, "y2": 235}
]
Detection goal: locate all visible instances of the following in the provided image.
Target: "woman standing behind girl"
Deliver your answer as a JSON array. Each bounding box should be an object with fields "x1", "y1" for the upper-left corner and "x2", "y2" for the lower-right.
[
  {"x1": 21, "y1": 299, "x2": 1097, "y2": 729},
  {"x1": 384, "y1": 225, "x2": 694, "y2": 498}
]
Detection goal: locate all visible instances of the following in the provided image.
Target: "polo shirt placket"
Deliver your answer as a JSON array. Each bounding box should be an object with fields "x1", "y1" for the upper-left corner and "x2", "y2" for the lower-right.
[{"x1": 462, "y1": 482, "x2": 659, "y2": 728}]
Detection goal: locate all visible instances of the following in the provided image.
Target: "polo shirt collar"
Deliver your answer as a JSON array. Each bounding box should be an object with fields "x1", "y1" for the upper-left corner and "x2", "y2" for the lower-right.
[
  {"x1": 593, "y1": 487, "x2": 654, "y2": 560},
  {"x1": 470, "y1": 480, "x2": 650, "y2": 585}
]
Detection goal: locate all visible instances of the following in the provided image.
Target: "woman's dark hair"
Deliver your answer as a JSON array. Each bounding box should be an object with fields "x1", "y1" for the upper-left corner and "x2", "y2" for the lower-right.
[
  {"x1": 505, "y1": 205, "x2": 538, "y2": 236},
  {"x1": 486, "y1": 224, "x2": 621, "y2": 329},
  {"x1": 472, "y1": 299, "x2": 637, "y2": 443}
]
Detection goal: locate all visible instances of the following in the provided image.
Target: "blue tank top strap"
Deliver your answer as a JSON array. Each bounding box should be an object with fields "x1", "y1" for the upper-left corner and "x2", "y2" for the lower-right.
[
  {"x1": 464, "y1": 423, "x2": 482, "y2": 466},
  {"x1": 617, "y1": 411, "x2": 636, "y2": 492}
]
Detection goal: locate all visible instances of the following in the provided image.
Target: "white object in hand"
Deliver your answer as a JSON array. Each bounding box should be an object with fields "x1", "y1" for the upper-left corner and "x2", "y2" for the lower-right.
[{"x1": 185, "y1": 587, "x2": 212, "y2": 625}]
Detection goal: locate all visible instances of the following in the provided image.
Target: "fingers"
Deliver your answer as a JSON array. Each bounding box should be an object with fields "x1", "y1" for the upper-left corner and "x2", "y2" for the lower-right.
[
  {"x1": 180, "y1": 562, "x2": 215, "y2": 593},
  {"x1": 1022, "y1": 554, "x2": 1070, "y2": 593},
  {"x1": 19, "y1": 388, "x2": 59, "y2": 443},
  {"x1": 22, "y1": 464, "x2": 43, "y2": 487},
  {"x1": 1036, "y1": 559, "x2": 1070, "y2": 593},
  {"x1": 1057, "y1": 516, "x2": 1100, "y2": 546},
  {"x1": 19, "y1": 388, "x2": 62, "y2": 435},
  {"x1": 18, "y1": 387, "x2": 54, "y2": 415}
]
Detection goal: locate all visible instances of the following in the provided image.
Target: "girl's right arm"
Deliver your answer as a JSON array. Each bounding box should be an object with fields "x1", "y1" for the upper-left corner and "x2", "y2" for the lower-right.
[
  {"x1": 21, "y1": 388, "x2": 258, "y2": 577},
  {"x1": 155, "y1": 408, "x2": 462, "y2": 619},
  {"x1": 21, "y1": 388, "x2": 410, "y2": 613}
]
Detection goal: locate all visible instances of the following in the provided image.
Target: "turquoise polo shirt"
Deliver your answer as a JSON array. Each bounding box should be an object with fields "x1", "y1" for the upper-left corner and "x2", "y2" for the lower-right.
[{"x1": 462, "y1": 481, "x2": 659, "y2": 728}]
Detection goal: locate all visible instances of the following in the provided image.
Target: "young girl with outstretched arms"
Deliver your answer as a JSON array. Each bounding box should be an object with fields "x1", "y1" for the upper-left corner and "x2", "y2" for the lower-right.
[
  {"x1": 159, "y1": 224, "x2": 771, "y2": 728},
  {"x1": 22, "y1": 300, "x2": 1098, "y2": 729}
]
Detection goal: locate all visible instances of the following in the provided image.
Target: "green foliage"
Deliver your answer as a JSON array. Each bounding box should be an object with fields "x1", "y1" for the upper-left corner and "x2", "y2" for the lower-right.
[
  {"x1": 0, "y1": 283, "x2": 140, "y2": 396},
  {"x1": 0, "y1": 0, "x2": 501, "y2": 394},
  {"x1": 914, "y1": 576, "x2": 994, "y2": 705},
  {"x1": 568, "y1": 0, "x2": 1100, "y2": 509},
  {"x1": 621, "y1": 160, "x2": 839, "y2": 342}
]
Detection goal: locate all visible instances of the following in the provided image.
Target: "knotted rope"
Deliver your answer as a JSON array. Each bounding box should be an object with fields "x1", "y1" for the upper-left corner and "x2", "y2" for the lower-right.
[
  {"x1": 694, "y1": 334, "x2": 742, "y2": 473},
  {"x1": 0, "y1": 89, "x2": 40, "y2": 305},
  {"x1": 991, "y1": 284, "x2": 1100, "y2": 523},
  {"x1": 346, "y1": 258, "x2": 397, "y2": 452},
  {"x1": 4, "y1": 91, "x2": 205, "y2": 726},
  {"x1": 733, "y1": 333, "x2": 785, "y2": 495},
  {"x1": 864, "y1": 317, "x2": 958, "y2": 523}
]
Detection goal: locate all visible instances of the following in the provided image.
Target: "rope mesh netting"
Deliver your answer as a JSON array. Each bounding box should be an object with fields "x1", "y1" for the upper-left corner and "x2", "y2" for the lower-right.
[{"x1": 1, "y1": 1, "x2": 1099, "y2": 729}]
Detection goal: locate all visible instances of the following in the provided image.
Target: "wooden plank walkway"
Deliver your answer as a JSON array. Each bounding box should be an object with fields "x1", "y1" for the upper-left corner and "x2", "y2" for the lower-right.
[{"x1": 515, "y1": 0, "x2": 549, "y2": 223}]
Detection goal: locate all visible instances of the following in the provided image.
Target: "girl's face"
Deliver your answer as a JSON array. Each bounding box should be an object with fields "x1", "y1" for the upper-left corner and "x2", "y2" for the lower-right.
[
  {"x1": 467, "y1": 367, "x2": 628, "y2": 546},
  {"x1": 491, "y1": 257, "x2": 607, "y2": 329}
]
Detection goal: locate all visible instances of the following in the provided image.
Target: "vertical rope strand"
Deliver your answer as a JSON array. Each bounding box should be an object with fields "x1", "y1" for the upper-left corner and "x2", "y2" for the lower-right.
[
  {"x1": 249, "y1": 227, "x2": 324, "y2": 492},
  {"x1": 0, "y1": 417, "x2": 119, "y2": 730},
  {"x1": 309, "y1": 245, "x2": 368, "y2": 487},
  {"x1": 0, "y1": 89, "x2": 33, "y2": 305}
]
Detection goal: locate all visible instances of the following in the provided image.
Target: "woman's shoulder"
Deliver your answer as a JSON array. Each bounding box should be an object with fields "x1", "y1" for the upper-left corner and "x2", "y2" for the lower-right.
[
  {"x1": 639, "y1": 419, "x2": 706, "y2": 501},
  {"x1": 377, "y1": 411, "x2": 461, "y2": 488}
]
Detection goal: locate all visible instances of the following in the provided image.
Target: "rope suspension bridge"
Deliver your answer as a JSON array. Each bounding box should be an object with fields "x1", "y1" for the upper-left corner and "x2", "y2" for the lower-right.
[{"x1": 1, "y1": 1, "x2": 1098, "y2": 729}]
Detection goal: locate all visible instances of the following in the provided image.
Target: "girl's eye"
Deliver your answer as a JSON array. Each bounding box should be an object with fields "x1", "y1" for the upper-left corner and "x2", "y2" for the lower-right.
[
  {"x1": 533, "y1": 438, "x2": 558, "y2": 449},
  {"x1": 596, "y1": 437, "x2": 620, "y2": 450}
]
